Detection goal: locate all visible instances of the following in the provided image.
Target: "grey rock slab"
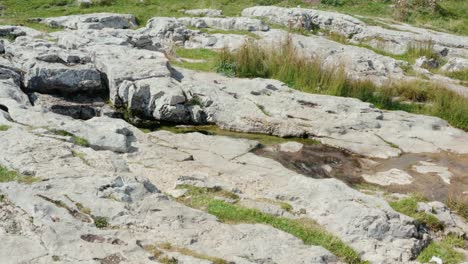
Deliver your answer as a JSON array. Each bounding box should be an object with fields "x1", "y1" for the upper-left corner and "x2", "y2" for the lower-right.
[
  {"x1": 0, "y1": 25, "x2": 44, "y2": 39},
  {"x1": 24, "y1": 61, "x2": 103, "y2": 94},
  {"x1": 135, "y1": 131, "x2": 428, "y2": 263},
  {"x1": 176, "y1": 68, "x2": 468, "y2": 158},
  {"x1": 0, "y1": 59, "x2": 31, "y2": 108},
  {"x1": 242, "y1": 6, "x2": 468, "y2": 59},
  {"x1": 183, "y1": 9, "x2": 224, "y2": 17},
  {"x1": 0, "y1": 132, "x2": 338, "y2": 263},
  {"x1": 178, "y1": 17, "x2": 269, "y2": 31},
  {"x1": 242, "y1": 6, "x2": 364, "y2": 36},
  {"x1": 6, "y1": 36, "x2": 104, "y2": 94},
  {"x1": 89, "y1": 45, "x2": 172, "y2": 105},
  {"x1": 362, "y1": 168, "x2": 414, "y2": 186},
  {"x1": 184, "y1": 33, "x2": 249, "y2": 50},
  {"x1": 51, "y1": 28, "x2": 134, "y2": 49},
  {"x1": 39, "y1": 13, "x2": 138, "y2": 30},
  {"x1": 7, "y1": 107, "x2": 138, "y2": 153},
  {"x1": 352, "y1": 23, "x2": 468, "y2": 58},
  {"x1": 441, "y1": 57, "x2": 468, "y2": 72}
]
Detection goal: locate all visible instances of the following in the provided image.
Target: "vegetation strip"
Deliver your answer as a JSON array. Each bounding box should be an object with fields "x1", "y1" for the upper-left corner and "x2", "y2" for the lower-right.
[
  {"x1": 213, "y1": 38, "x2": 468, "y2": 130},
  {"x1": 2, "y1": 0, "x2": 465, "y2": 35},
  {"x1": 176, "y1": 185, "x2": 366, "y2": 264},
  {"x1": 388, "y1": 194, "x2": 443, "y2": 231},
  {"x1": 145, "y1": 242, "x2": 230, "y2": 264},
  {"x1": 0, "y1": 166, "x2": 39, "y2": 184},
  {"x1": 417, "y1": 235, "x2": 465, "y2": 264}
]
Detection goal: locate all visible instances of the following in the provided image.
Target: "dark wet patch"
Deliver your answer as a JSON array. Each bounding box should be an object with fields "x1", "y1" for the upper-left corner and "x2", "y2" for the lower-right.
[
  {"x1": 255, "y1": 143, "x2": 468, "y2": 206},
  {"x1": 364, "y1": 152, "x2": 468, "y2": 203},
  {"x1": 254, "y1": 144, "x2": 364, "y2": 185}
]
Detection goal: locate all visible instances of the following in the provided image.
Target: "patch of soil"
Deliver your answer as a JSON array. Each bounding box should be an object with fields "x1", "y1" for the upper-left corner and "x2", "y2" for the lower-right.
[
  {"x1": 255, "y1": 143, "x2": 468, "y2": 204},
  {"x1": 366, "y1": 152, "x2": 468, "y2": 203}
]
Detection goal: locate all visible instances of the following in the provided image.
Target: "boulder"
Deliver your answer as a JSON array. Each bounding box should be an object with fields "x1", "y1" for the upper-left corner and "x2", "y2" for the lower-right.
[
  {"x1": 0, "y1": 60, "x2": 30, "y2": 108},
  {"x1": 24, "y1": 61, "x2": 103, "y2": 94},
  {"x1": 89, "y1": 45, "x2": 172, "y2": 105}
]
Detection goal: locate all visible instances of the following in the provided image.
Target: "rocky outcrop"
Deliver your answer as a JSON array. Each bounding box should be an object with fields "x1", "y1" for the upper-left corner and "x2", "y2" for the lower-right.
[
  {"x1": 0, "y1": 10, "x2": 467, "y2": 264},
  {"x1": 6, "y1": 36, "x2": 104, "y2": 94},
  {"x1": 183, "y1": 9, "x2": 224, "y2": 17},
  {"x1": 178, "y1": 17, "x2": 269, "y2": 31},
  {"x1": 242, "y1": 6, "x2": 364, "y2": 36},
  {"x1": 37, "y1": 13, "x2": 138, "y2": 30},
  {"x1": 242, "y1": 6, "x2": 468, "y2": 59},
  {"x1": 176, "y1": 69, "x2": 468, "y2": 158}
]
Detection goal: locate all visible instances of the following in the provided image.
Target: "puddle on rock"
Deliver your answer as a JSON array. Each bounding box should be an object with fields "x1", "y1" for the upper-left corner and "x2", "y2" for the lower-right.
[
  {"x1": 364, "y1": 152, "x2": 468, "y2": 202},
  {"x1": 143, "y1": 124, "x2": 467, "y2": 205},
  {"x1": 255, "y1": 143, "x2": 468, "y2": 204},
  {"x1": 254, "y1": 144, "x2": 364, "y2": 185}
]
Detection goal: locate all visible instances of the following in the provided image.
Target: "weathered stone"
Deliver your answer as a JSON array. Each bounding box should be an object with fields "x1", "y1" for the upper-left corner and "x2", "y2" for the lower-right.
[
  {"x1": 39, "y1": 13, "x2": 138, "y2": 30},
  {"x1": 441, "y1": 57, "x2": 468, "y2": 72},
  {"x1": 178, "y1": 17, "x2": 269, "y2": 31},
  {"x1": 242, "y1": 6, "x2": 364, "y2": 36},
  {"x1": 24, "y1": 61, "x2": 103, "y2": 94},
  {"x1": 412, "y1": 161, "x2": 453, "y2": 184},
  {"x1": 183, "y1": 9, "x2": 224, "y2": 17},
  {"x1": 176, "y1": 68, "x2": 468, "y2": 158},
  {"x1": 362, "y1": 169, "x2": 414, "y2": 186}
]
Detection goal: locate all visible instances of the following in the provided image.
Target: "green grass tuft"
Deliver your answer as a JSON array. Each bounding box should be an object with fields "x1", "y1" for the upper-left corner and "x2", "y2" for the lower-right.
[
  {"x1": 177, "y1": 185, "x2": 366, "y2": 264},
  {"x1": 417, "y1": 235, "x2": 465, "y2": 264},
  {"x1": 49, "y1": 129, "x2": 90, "y2": 147},
  {"x1": 92, "y1": 216, "x2": 109, "y2": 229},
  {"x1": 214, "y1": 38, "x2": 468, "y2": 131},
  {"x1": 446, "y1": 193, "x2": 468, "y2": 221},
  {"x1": 445, "y1": 69, "x2": 468, "y2": 82},
  {"x1": 0, "y1": 125, "x2": 10, "y2": 131},
  {"x1": 389, "y1": 194, "x2": 444, "y2": 231},
  {"x1": 170, "y1": 48, "x2": 219, "y2": 72},
  {"x1": 0, "y1": 166, "x2": 39, "y2": 184}
]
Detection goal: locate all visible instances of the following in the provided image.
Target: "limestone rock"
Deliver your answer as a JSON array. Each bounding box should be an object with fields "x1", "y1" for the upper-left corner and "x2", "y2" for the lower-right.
[
  {"x1": 242, "y1": 6, "x2": 364, "y2": 36},
  {"x1": 38, "y1": 13, "x2": 138, "y2": 30},
  {"x1": 441, "y1": 57, "x2": 468, "y2": 72},
  {"x1": 417, "y1": 201, "x2": 468, "y2": 235},
  {"x1": 362, "y1": 169, "x2": 414, "y2": 186},
  {"x1": 183, "y1": 9, "x2": 224, "y2": 17},
  {"x1": 176, "y1": 68, "x2": 468, "y2": 158},
  {"x1": 24, "y1": 61, "x2": 103, "y2": 94},
  {"x1": 178, "y1": 17, "x2": 269, "y2": 31}
]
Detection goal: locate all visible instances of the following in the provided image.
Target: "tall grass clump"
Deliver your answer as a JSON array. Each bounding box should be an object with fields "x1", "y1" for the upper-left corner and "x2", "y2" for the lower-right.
[{"x1": 215, "y1": 37, "x2": 468, "y2": 131}]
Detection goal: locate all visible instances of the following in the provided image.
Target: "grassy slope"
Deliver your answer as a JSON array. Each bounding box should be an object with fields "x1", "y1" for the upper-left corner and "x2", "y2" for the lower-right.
[
  {"x1": 2, "y1": 0, "x2": 466, "y2": 35},
  {"x1": 0, "y1": 0, "x2": 304, "y2": 29},
  {"x1": 313, "y1": 0, "x2": 468, "y2": 36}
]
